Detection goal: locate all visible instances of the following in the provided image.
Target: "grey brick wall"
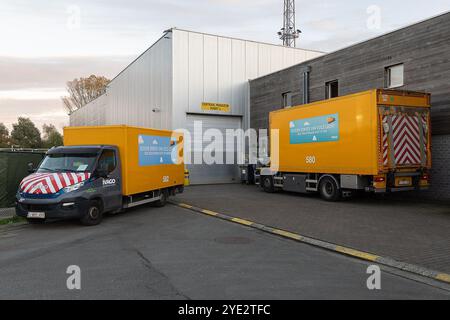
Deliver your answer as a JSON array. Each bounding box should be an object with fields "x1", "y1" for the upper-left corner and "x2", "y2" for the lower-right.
[{"x1": 423, "y1": 134, "x2": 450, "y2": 200}]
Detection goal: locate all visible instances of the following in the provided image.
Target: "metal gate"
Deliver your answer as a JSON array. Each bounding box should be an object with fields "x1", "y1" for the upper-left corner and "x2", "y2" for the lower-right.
[
  {"x1": 185, "y1": 114, "x2": 242, "y2": 185},
  {"x1": 0, "y1": 150, "x2": 46, "y2": 208}
]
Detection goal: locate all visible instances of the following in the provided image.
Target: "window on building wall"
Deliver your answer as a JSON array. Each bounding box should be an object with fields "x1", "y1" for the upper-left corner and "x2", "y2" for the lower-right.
[
  {"x1": 385, "y1": 64, "x2": 404, "y2": 88},
  {"x1": 282, "y1": 92, "x2": 292, "y2": 108},
  {"x1": 325, "y1": 80, "x2": 339, "y2": 99}
]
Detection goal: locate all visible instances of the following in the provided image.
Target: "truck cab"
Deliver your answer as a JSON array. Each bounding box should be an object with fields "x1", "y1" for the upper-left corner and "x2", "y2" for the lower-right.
[{"x1": 16, "y1": 145, "x2": 167, "y2": 225}]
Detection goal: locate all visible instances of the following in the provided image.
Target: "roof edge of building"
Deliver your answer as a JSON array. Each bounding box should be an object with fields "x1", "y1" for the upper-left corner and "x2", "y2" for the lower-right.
[{"x1": 169, "y1": 27, "x2": 326, "y2": 54}]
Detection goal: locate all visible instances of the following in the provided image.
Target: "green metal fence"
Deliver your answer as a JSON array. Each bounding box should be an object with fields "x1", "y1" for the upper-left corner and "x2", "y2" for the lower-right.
[{"x1": 0, "y1": 150, "x2": 47, "y2": 208}]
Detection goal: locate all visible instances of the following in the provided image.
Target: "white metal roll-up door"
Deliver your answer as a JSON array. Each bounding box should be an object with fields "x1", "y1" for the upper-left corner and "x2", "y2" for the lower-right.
[{"x1": 186, "y1": 114, "x2": 242, "y2": 185}]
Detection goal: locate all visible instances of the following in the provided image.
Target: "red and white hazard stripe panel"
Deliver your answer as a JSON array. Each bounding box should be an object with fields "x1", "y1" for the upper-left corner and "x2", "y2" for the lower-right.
[
  {"x1": 382, "y1": 116, "x2": 389, "y2": 166},
  {"x1": 381, "y1": 113, "x2": 428, "y2": 167},
  {"x1": 20, "y1": 172, "x2": 91, "y2": 195},
  {"x1": 420, "y1": 114, "x2": 429, "y2": 164}
]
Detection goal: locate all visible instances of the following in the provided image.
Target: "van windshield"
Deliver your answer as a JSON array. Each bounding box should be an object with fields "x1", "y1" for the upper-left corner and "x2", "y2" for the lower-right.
[{"x1": 37, "y1": 153, "x2": 98, "y2": 173}]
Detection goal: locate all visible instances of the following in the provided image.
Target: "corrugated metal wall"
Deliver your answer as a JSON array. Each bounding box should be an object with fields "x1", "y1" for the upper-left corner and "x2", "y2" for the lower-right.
[
  {"x1": 70, "y1": 34, "x2": 173, "y2": 129},
  {"x1": 171, "y1": 29, "x2": 323, "y2": 130},
  {"x1": 70, "y1": 94, "x2": 108, "y2": 126},
  {"x1": 106, "y1": 35, "x2": 173, "y2": 129}
]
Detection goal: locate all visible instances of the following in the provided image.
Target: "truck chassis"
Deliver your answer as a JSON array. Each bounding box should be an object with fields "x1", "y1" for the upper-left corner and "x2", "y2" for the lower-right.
[{"x1": 255, "y1": 169, "x2": 428, "y2": 201}]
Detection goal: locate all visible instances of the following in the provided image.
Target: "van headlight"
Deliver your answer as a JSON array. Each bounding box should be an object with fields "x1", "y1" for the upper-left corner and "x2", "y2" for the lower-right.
[{"x1": 64, "y1": 182, "x2": 85, "y2": 193}]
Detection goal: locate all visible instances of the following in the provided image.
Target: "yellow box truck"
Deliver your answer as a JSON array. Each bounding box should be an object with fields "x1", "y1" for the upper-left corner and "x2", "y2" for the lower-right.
[
  {"x1": 257, "y1": 89, "x2": 431, "y2": 201},
  {"x1": 16, "y1": 126, "x2": 184, "y2": 225}
]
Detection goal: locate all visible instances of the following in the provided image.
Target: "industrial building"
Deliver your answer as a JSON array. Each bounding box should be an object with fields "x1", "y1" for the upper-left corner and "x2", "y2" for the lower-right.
[
  {"x1": 250, "y1": 12, "x2": 450, "y2": 200},
  {"x1": 70, "y1": 28, "x2": 323, "y2": 184}
]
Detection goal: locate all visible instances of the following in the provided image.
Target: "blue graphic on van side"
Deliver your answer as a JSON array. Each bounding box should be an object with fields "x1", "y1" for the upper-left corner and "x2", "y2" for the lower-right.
[
  {"x1": 138, "y1": 135, "x2": 178, "y2": 166},
  {"x1": 289, "y1": 114, "x2": 339, "y2": 144}
]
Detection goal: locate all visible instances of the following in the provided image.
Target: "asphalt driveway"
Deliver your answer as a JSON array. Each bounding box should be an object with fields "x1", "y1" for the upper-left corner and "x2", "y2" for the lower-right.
[
  {"x1": 176, "y1": 184, "x2": 450, "y2": 274},
  {"x1": 0, "y1": 202, "x2": 448, "y2": 299}
]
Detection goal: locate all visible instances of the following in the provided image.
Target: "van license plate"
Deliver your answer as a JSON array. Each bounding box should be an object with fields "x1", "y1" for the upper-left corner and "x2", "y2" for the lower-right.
[
  {"x1": 27, "y1": 212, "x2": 45, "y2": 219},
  {"x1": 396, "y1": 177, "x2": 412, "y2": 187}
]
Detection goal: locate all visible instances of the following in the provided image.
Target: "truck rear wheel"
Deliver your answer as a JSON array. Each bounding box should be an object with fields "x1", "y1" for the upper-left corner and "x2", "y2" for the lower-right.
[
  {"x1": 80, "y1": 200, "x2": 103, "y2": 226},
  {"x1": 262, "y1": 176, "x2": 275, "y2": 193},
  {"x1": 154, "y1": 189, "x2": 168, "y2": 207},
  {"x1": 319, "y1": 176, "x2": 341, "y2": 202}
]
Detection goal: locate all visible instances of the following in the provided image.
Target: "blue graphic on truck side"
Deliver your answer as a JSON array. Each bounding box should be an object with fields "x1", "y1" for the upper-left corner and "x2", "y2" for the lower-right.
[
  {"x1": 138, "y1": 135, "x2": 178, "y2": 166},
  {"x1": 289, "y1": 113, "x2": 339, "y2": 144}
]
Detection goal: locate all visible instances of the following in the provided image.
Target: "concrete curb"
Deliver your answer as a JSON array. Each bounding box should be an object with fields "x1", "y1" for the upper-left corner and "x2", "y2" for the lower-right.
[{"x1": 170, "y1": 200, "x2": 450, "y2": 286}]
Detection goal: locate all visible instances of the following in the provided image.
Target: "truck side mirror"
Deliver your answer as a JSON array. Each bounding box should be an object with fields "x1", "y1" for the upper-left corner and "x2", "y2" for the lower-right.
[
  {"x1": 96, "y1": 168, "x2": 109, "y2": 178},
  {"x1": 96, "y1": 163, "x2": 109, "y2": 178},
  {"x1": 27, "y1": 162, "x2": 36, "y2": 173}
]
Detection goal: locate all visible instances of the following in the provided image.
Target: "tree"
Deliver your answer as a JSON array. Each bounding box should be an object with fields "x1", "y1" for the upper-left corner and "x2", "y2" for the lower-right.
[
  {"x1": 0, "y1": 123, "x2": 10, "y2": 148},
  {"x1": 62, "y1": 75, "x2": 110, "y2": 114},
  {"x1": 42, "y1": 124, "x2": 63, "y2": 148},
  {"x1": 10, "y1": 117, "x2": 42, "y2": 148}
]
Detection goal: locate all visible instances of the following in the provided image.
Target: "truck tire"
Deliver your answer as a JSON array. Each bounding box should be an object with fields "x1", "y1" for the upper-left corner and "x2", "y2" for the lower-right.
[
  {"x1": 80, "y1": 200, "x2": 103, "y2": 226},
  {"x1": 154, "y1": 189, "x2": 168, "y2": 207},
  {"x1": 319, "y1": 176, "x2": 341, "y2": 202},
  {"x1": 262, "y1": 176, "x2": 275, "y2": 193}
]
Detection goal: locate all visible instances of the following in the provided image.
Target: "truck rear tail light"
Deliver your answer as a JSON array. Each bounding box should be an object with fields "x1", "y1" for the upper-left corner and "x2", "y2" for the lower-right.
[
  {"x1": 374, "y1": 176, "x2": 385, "y2": 183},
  {"x1": 421, "y1": 174, "x2": 430, "y2": 181}
]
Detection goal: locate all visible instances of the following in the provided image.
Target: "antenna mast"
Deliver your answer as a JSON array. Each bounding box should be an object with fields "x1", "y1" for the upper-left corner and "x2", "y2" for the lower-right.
[{"x1": 278, "y1": 0, "x2": 301, "y2": 47}]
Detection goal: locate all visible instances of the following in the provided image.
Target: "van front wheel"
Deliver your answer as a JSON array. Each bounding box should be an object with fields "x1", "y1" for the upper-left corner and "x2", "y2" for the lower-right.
[{"x1": 80, "y1": 200, "x2": 103, "y2": 226}]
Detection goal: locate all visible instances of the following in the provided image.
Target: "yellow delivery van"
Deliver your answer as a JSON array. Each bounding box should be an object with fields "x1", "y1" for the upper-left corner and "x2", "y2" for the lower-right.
[
  {"x1": 16, "y1": 125, "x2": 184, "y2": 225},
  {"x1": 257, "y1": 89, "x2": 431, "y2": 201}
]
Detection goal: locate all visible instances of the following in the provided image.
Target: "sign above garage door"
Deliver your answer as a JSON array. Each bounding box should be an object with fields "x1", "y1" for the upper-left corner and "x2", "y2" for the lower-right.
[{"x1": 201, "y1": 102, "x2": 230, "y2": 112}]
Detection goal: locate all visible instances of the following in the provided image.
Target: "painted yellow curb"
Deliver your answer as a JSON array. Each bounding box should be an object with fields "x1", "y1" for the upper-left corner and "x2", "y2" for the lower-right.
[
  {"x1": 178, "y1": 203, "x2": 193, "y2": 209},
  {"x1": 202, "y1": 209, "x2": 219, "y2": 216},
  {"x1": 436, "y1": 273, "x2": 450, "y2": 284},
  {"x1": 231, "y1": 217, "x2": 254, "y2": 226},
  {"x1": 272, "y1": 229, "x2": 303, "y2": 241},
  {"x1": 335, "y1": 246, "x2": 379, "y2": 262}
]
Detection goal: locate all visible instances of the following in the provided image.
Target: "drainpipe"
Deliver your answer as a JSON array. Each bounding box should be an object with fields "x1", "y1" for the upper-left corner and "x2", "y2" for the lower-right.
[{"x1": 303, "y1": 66, "x2": 311, "y2": 105}]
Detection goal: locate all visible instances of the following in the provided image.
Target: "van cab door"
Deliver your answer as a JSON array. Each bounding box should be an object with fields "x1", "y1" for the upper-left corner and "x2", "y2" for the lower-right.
[{"x1": 97, "y1": 148, "x2": 122, "y2": 211}]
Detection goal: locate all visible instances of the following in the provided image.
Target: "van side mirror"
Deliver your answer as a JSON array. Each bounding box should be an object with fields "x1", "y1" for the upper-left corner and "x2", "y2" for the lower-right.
[
  {"x1": 27, "y1": 163, "x2": 36, "y2": 173},
  {"x1": 96, "y1": 168, "x2": 109, "y2": 178},
  {"x1": 97, "y1": 168, "x2": 108, "y2": 178}
]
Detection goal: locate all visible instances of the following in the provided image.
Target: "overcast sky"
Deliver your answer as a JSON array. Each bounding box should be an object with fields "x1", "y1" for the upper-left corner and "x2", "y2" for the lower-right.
[{"x1": 1, "y1": 0, "x2": 449, "y2": 132}]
